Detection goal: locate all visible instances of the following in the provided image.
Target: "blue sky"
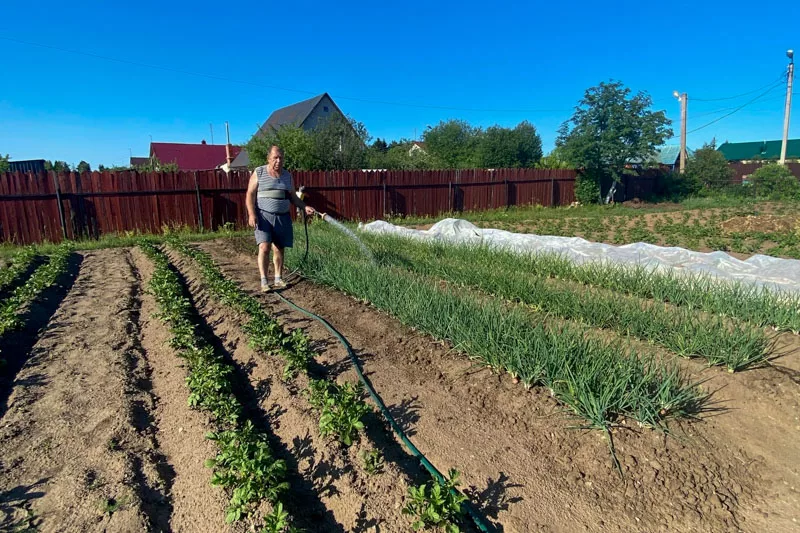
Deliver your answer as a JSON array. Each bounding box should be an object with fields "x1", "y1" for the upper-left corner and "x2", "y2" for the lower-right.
[{"x1": 1, "y1": 0, "x2": 798, "y2": 167}]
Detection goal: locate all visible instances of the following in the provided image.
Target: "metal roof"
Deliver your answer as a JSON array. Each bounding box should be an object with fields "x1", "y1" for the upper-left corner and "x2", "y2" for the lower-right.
[
  {"x1": 259, "y1": 93, "x2": 327, "y2": 133},
  {"x1": 718, "y1": 139, "x2": 800, "y2": 161},
  {"x1": 150, "y1": 142, "x2": 241, "y2": 171}
]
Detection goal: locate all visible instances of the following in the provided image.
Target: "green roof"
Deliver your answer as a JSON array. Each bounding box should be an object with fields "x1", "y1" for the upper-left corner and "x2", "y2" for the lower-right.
[{"x1": 717, "y1": 139, "x2": 800, "y2": 161}]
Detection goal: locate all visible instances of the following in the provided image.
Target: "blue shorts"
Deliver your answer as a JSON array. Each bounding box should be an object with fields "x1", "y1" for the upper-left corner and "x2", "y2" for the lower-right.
[{"x1": 254, "y1": 210, "x2": 294, "y2": 248}]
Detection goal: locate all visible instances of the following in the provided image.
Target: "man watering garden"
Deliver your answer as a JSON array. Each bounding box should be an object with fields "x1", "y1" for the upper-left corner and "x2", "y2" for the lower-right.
[{"x1": 246, "y1": 145, "x2": 315, "y2": 292}]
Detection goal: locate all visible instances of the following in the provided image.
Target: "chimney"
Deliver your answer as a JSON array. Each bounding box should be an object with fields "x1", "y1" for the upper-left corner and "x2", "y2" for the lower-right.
[{"x1": 201, "y1": 139, "x2": 207, "y2": 145}]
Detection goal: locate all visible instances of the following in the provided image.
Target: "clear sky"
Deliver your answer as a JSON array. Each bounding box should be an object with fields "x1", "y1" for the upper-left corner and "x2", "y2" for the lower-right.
[{"x1": 1, "y1": 0, "x2": 798, "y2": 167}]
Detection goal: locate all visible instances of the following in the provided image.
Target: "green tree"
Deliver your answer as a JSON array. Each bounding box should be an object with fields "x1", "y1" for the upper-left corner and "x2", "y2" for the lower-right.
[
  {"x1": 76, "y1": 160, "x2": 92, "y2": 173},
  {"x1": 371, "y1": 138, "x2": 389, "y2": 153},
  {"x1": 556, "y1": 80, "x2": 673, "y2": 203},
  {"x1": 312, "y1": 114, "x2": 370, "y2": 170},
  {"x1": 246, "y1": 124, "x2": 317, "y2": 170},
  {"x1": 0, "y1": 154, "x2": 9, "y2": 172},
  {"x1": 750, "y1": 163, "x2": 800, "y2": 199},
  {"x1": 45, "y1": 160, "x2": 72, "y2": 172},
  {"x1": 536, "y1": 147, "x2": 574, "y2": 169},
  {"x1": 476, "y1": 121, "x2": 543, "y2": 168},
  {"x1": 684, "y1": 143, "x2": 731, "y2": 190},
  {"x1": 423, "y1": 119, "x2": 480, "y2": 168}
]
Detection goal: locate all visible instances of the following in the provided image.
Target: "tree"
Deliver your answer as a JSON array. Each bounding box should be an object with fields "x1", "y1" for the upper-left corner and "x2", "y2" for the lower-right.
[
  {"x1": 476, "y1": 121, "x2": 543, "y2": 168},
  {"x1": 536, "y1": 147, "x2": 573, "y2": 169},
  {"x1": 556, "y1": 80, "x2": 673, "y2": 203},
  {"x1": 76, "y1": 161, "x2": 92, "y2": 173},
  {"x1": 246, "y1": 124, "x2": 317, "y2": 170},
  {"x1": 371, "y1": 138, "x2": 389, "y2": 153},
  {"x1": 750, "y1": 163, "x2": 800, "y2": 200},
  {"x1": 0, "y1": 154, "x2": 9, "y2": 173},
  {"x1": 423, "y1": 120, "x2": 480, "y2": 168},
  {"x1": 312, "y1": 114, "x2": 370, "y2": 170},
  {"x1": 45, "y1": 160, "x2": 72, "y2": 172},
  {"x1": 685, "y1": 143, "x2": 731, "y2": 190}
]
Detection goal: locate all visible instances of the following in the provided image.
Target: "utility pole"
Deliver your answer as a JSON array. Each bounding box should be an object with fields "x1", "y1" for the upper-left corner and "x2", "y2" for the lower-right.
[
  {"x1": 673, "y1": 91, "x2": 688, "y2": 173},
  {"x1": 210, "y1": 123, "x2": 215, "y2": 145},
  {"x1": 225, "y1": 121, "x2": 233, "y2": 168},
  {"x1": 780, "y1": 50, "x2": 794, "y2": 165}
]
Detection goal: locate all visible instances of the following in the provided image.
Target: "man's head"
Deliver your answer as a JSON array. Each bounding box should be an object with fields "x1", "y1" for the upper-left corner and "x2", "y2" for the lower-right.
[{"x1": 268, "y1": 145, "x2": 284, "y2": 173}]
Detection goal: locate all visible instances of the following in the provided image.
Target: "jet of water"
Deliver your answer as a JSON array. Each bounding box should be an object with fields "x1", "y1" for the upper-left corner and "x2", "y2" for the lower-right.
[{"x1": 320, "y1": 214, "x2": 375, "y2": 262}]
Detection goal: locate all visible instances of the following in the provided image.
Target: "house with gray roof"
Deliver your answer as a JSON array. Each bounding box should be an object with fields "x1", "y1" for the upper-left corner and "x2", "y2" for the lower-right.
[{"x1": 230, "y1": 93, "x2": 348, "y2": 169}]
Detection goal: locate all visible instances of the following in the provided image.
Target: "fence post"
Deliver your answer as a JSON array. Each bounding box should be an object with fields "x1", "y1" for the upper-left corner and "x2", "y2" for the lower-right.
[
  {"x1": 551, "y1": 177, "x2": 556, "y2": 206},
  {"x1": 194, "y1": 171, "x2": 204, "y2": 231},
  {"x1": 52, "y1": 172, "x2": 68, "y2": 240},
  {"x1": 505, "y1": 178, "x2": 510, "y2": 209}
]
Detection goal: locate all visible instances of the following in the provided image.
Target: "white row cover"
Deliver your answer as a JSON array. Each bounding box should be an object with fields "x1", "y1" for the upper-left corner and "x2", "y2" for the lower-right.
[{"x1": 359, "y1": 218, "x2": 800, "y2": 294}]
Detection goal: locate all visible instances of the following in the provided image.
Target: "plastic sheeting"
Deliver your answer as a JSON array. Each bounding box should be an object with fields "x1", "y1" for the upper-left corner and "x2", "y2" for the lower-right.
[{"x1": 359, "y1": 218, "x2": 800, "y2": 294}]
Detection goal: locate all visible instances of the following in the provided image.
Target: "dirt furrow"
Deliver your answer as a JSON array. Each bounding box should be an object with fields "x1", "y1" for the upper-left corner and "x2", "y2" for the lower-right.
[
  {"x1": 201, "y1": 239, "x2": 788, "y2": 533},
  {"x1": 167, "y1": 248, "x2": 418, "y2": 532},
  {"x1": 130, "y1": 247, "x2": 231, "y2": 532},
  {"x1": 0, "y1": 249, "x2": 172, "y2": 532}
]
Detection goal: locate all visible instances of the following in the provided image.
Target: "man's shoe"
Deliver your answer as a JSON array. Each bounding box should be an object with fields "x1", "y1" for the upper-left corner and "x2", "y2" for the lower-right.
[
  {"x1": 273, "y1": 279, "x2": 288, "y2": 289},
  {"x1": 261, "y1": 283, "x2": 272, "y2": 293}
]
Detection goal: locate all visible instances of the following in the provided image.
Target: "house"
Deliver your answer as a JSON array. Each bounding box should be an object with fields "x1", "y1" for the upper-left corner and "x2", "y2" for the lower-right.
[
  {"x1": 717, "y1": 139, "x2": 800, "y2": 162},
  {"x1": 129, "y1": 157, "x2": 150, "y2": 167},
  {"x1": 149, "y1": 140, "x2": 242, "y2": 171},
  {"x1": 626, "y1": 145, "x2": 692, "y2": 170},
  {"x1": 408, "y1": 141, "x2": 427, "y2": 156},
  {"x1": 230, "y1": 92, "x2": 349, "y2": 169},
  {"x1": 653, "y1": 145, "x2": 693, "y2": 170},
  {"x1": 7, "y1": 159, "x2": 46, "y2": 173}
]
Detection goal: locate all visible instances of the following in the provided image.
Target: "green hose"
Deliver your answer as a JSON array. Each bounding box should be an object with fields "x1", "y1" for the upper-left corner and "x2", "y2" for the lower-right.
[{"x1": 275, "y1": 215, "x2": 493, "y2": 533}]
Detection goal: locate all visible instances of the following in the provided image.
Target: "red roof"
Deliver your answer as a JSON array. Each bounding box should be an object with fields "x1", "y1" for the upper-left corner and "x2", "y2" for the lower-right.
[{"x1": 150, "y1": 141, "x2": 242, "y2": 171}]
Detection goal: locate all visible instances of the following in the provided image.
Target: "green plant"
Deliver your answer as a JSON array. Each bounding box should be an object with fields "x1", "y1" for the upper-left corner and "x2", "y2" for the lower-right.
[
  {"x1": 360, "y1": 449, "x2": 385, "y2": 475},
  {"x1": 403, "y1": 469, "x2": 467, "y2": 532},
  {"x1": 305, "y1": 379, "x2": 370, "y2": 446},
  {"x1": 260, "y1": 502, "x2": 300, "y2": 533},
  {"x1": 750, "y1": 163, "x2": 800, "y2": 200},
  {"x1": 206, "y1": 421, "x2": 289, "y2": 523},
  {"x1": 98, "y1": 496, "x2": 130, "y2": 516}
]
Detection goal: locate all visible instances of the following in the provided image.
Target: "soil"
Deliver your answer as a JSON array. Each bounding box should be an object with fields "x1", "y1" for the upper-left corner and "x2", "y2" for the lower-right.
[
  {"x1": 720, "y1": 214, "x2": 800, "y2": 234},
  {"x1": 0, "y1": 249, "x2": 170, "y2": 532},
  {"x1": 166, "y1": 249, "x2": 419, "y2": 532},
  {"x1": 202, "y1": 238, "x2": 800, "y2": 533},
  {"x1": 1, "y1": 240, "x2": 797, "y2": 532}
]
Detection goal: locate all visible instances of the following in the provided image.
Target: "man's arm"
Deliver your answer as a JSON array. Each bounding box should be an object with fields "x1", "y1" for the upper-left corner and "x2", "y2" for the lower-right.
[{"x1": 246, "y1": 171, "x2": 259, "y2": 227}]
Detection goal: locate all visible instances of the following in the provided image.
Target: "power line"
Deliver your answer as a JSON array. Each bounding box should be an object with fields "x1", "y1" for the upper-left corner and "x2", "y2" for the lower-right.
[
  {"x1": 0, "y1": 35, "x2": 572, "y2": 114},
  {"x1": 690, "y1": 72, "x2": 786, "y2": 102},
  {"x1": 687, "y1": 82, "x2": 785, "y2": 134}
]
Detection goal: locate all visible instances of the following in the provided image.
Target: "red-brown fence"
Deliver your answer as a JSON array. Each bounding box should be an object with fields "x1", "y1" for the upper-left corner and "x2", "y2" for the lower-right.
[
  {"x1": 0, "y1": 168, "x2": 578, "y2": 244},
  {"x1": 728, "y1": 162, "x2": 800, "y2": 184}
]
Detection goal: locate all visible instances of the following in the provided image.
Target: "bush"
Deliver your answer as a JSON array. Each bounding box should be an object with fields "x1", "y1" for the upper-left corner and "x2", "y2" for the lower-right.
[
  {"x1": 685, "y1": 144, "x2": 733, "y2": 189},
  {"x1": 659, "y1": 170, "x2": 701, "y2": 200},
  {"x1": 574, "y1": 173, "x2": 601, "y2": 204},
  {"x1": 750, "y1": 164, "x2": 800, "y2": 200}
]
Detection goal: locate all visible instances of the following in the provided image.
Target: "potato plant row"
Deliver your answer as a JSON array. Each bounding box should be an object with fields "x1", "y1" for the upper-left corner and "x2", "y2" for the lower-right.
[
  {"x1": 0, "y1": 246, "x2": 38, "y2": 293},
  {"x1": 139, "y1": 242, "x2": 297, "y2": 532},
  {"x1": 0, "y1": 244, "x2": 71, "y2": 338},
  {"x1": 168, "y1": 240, "x2": 371, "y2": 448}
]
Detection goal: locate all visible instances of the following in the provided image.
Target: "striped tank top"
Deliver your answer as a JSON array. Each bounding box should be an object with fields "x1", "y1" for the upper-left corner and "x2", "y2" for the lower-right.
[{"x1": 255, "y1": 166, "x2": 293, "y2": 214}]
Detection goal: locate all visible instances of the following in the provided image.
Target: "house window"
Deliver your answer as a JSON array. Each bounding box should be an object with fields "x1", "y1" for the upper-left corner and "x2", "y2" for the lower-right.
[{"x1": 323, "y1": 106, "x2": 329, "y2": 112}]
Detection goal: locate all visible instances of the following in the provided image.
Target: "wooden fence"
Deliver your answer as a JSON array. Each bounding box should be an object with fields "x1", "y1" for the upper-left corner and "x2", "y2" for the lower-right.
[{"x1": 0, "y1": 168, "x2": 578, "y2": 244}]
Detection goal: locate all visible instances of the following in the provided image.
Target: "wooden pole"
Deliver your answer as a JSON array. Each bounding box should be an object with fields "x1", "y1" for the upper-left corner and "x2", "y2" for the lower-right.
[
  {"x1": 194, "y1": 171, "x2": 204, "y2": 231},
  {"x1": 53, "y1": 171, "x2": 68, "y2": 240}
]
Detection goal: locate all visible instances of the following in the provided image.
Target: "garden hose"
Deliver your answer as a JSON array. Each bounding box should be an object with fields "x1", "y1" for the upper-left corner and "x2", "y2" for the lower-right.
[{"x1": 273, "y1": 214, "x2": 493, "y2": 533}]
